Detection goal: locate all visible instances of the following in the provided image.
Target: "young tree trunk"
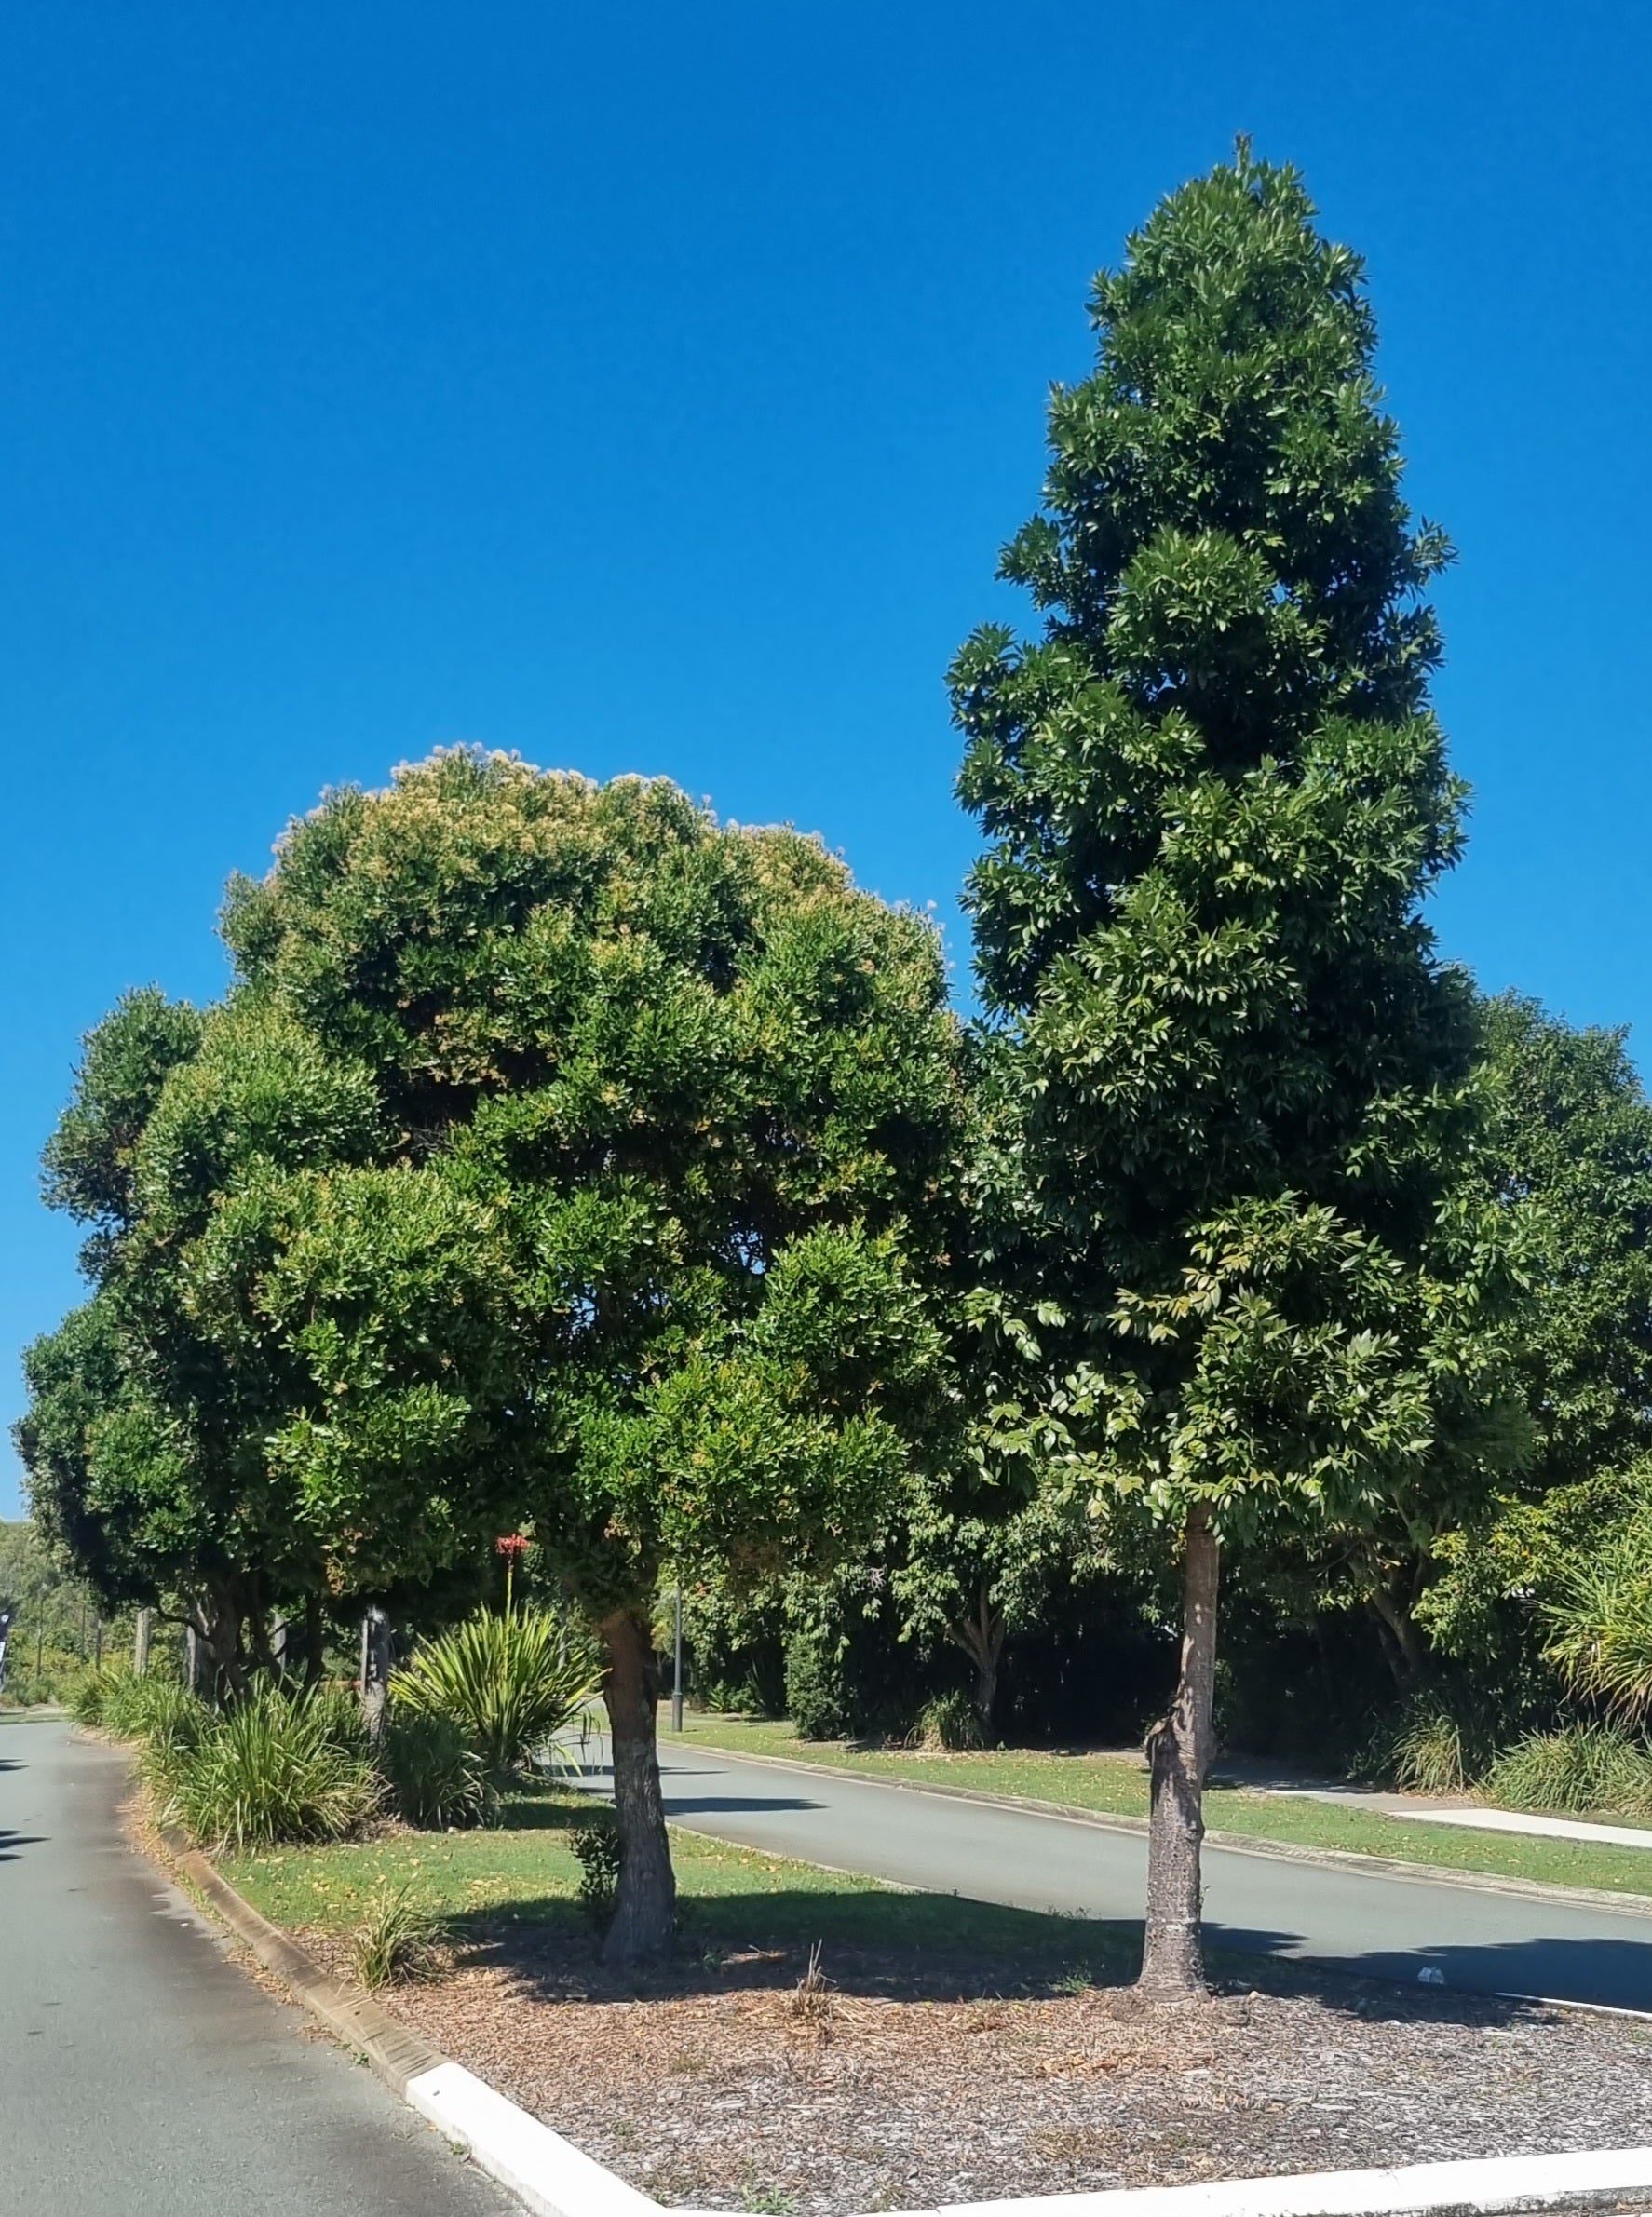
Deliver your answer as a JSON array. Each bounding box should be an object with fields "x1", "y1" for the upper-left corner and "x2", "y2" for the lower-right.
[
  {"x1": 598, "y1": 1607, "x2": 676, "y2": 1966},
  {"x1": 302, "y1": 1595, "x2": 327, "y2": 1688},
  {"x1": 359, "y1": 1606, "x2": 392, "y2": 1744},
  {"x1": 1137, "y1": 1502, "x2": 1221, "y2": 2002},
  {"x1": 951, "y1": 1583, "x2": 1006, "y2": 1733},
  {"x1": 1368, "y1": 1584, "x2": 1429, "y2": 1691},
  {"x1": 132, "y1": 1608, "x2": 153, "y2": 1678}
]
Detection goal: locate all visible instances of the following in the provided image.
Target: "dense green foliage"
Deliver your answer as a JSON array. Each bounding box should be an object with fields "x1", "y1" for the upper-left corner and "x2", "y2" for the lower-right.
[
  {"x1": 147, "y1": 1686, "x2": 386, "y2": 1852},
  {"x1": 20, "y1": 150, "x2": 1652, "y2": 1952},
  {"x1": 380, "y1": 1712, "x2": 494, "y2": 1830}
]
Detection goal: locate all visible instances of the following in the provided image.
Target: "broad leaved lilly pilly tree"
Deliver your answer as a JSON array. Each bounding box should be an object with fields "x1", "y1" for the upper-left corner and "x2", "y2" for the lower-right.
[
  {"x1": 222, "y1": 750, "x2": 963, "y2": 1961},
  {"x1": 954, "y1": 147, "x2": 1514, "y2": 1996}
]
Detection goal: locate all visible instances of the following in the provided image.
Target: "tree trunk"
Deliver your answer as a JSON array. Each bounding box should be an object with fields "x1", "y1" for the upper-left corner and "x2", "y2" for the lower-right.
[
  {"x1": 951, "y1": 1583, "x2": 1006, "y2": 1734},
  {"x1": 133, "y1": 1608, "x2": 153, "y2": 1678},
  {"x1": 359, "y1": 1606, "x2": 392, "y2": 1744},
  {"x1": 598, "y1": 1607, "x2": 676, "y2": 1966},
  {"x1": 1369, "y1": 1584, "x2": 1429, "y2": 1691},
  {"x1": 302, "y1": 1595, "x2": 327, "y2": 1689},
  {"x1": 1137, "y1": 1502, "x2": 1221, "y2": 2001}
]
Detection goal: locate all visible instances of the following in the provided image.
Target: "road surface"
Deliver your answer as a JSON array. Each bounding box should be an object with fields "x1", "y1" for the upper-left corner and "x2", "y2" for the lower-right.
[
  {"x1": 0, "y1": 1717, "x2": 511, "y2": 2217},
  {"x1": 614, "y1": 1736, "x2": 1652, "y2": 2012}
]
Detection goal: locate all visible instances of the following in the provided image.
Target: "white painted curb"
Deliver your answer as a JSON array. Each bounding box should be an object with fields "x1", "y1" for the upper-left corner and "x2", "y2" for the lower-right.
[
  {"x1": 913, "y1": 2143, "x2": 1652, "y2": 2214},
  {"x1": 407, "y1": 2062, "x2": 659, "y2": 2217},
  {"x1": 408, "y1": 2066, "x2": 1652, "y2": 2217}
]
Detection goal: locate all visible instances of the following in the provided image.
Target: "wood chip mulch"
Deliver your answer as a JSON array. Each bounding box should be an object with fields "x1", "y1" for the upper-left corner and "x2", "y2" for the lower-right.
[{"x1": 300, "y1": 1923, "x2": 1652, "y2": 2212}]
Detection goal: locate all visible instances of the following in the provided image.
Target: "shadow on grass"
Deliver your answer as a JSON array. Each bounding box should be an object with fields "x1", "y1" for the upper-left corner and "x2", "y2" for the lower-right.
[
  {"x1": 443, "y1": 1882, "x2": 1144, "y2": 2003},
  {"x1": 442, "y1": 1774, "x2": 1652, "y2": 2024}
]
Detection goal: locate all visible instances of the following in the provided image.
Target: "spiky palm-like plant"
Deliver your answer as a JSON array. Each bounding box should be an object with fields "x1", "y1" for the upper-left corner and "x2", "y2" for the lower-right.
[{"x1": 390, "y1": 1607, "x2": 601, "y2": 1775}]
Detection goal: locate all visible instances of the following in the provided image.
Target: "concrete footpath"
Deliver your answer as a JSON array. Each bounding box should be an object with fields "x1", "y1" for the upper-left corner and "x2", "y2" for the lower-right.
[
  {"x1": 623, "y1": 1736, "x2": 1652, "y2": 2012},
  {"x1": 0, "y1": 1717, "x2": 512, "y2": 2217}
]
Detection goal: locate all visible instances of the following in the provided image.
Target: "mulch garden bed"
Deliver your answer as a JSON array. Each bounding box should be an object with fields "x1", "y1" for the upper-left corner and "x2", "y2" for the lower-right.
[{"x1": 296, "y1": 1920, "x2": 1652, "y2": 2211}]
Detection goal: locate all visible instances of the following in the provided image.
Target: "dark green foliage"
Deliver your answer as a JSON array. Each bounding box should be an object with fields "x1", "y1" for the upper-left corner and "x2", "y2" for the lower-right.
[
  {"x1": 1482, "y1": 995, "x2": 1652, "y2": 1488},
  {"x1": 955, "y1": 145, "x2": 1516, "y2": 1556},
  {"x1": 212, "y1": 752, "x2": 963, "y2": 1610},
  {"x1": 152, "y1": 1686, "x2": 385, "y2": 1851},
  {"x1": 909, "y1": 1690, "x2": 985, "y2": 1751},
  {"x1": 570, "y1": 1817, "x2": 623, "y2": 1926},
  {"x1": 1362, "y1": 1687, "x2": 1498, "y2": 1795},
  {"x1": 783, "y1": 1628, "x2": 858, "y2": 1742},
  {"x1": 41, "y1": 988, "x2": 204, "y2": 1280},
  {"x1": 380, "y1": 1713, "x2": 494, "y2": 1831}
]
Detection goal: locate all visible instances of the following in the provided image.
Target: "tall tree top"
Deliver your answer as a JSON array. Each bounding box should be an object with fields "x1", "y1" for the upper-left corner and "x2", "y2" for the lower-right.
[
  {"x1": 1009, "y1": 144, "x2": 1446, "y2": 719},
  {"x1": 957, "y1": 146, "x2": 1462, "y2": 1021}
]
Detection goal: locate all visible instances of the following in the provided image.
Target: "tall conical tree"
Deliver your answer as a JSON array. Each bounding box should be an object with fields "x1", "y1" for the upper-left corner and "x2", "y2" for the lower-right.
[{"x1": 955, "y1": 146, "x2": 1512, "y2": 1996}]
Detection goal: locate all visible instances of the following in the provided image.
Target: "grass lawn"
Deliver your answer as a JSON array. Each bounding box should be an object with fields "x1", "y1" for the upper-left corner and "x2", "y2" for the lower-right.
[
  {"x1": 222, "y1": 1776, "x2": 1138, "y2": 1987},
  {"x1": 670, "y1": 1710, "x2": 1652, "y2": 1900}
]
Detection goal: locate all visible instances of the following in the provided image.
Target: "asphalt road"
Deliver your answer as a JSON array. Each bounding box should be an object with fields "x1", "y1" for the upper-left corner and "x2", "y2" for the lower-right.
[
  {"x1": 631, "y1": 1736, "x2": 1652, "y2": 2012},
  {"x1": 0, "y1": 1718, "x2": 511, "y2": 2217}
]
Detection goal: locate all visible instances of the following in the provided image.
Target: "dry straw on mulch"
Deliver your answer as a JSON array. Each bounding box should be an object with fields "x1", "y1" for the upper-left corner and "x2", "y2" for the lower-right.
[{"x1": 301, "y1": 1919, "x2": 1652, "y2": 2213}]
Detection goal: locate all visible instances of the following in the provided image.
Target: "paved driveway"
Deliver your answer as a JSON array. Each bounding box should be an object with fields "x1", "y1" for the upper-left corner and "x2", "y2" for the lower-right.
[{"x1": 0, "y1": 1718, "x2": 511, "y2": 2217}]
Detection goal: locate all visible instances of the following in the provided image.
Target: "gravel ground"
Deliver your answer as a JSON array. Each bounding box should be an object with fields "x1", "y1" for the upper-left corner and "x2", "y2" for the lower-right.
[{"x1": 305, "y1": 1923, "x2": 1652, "y2": 2211}]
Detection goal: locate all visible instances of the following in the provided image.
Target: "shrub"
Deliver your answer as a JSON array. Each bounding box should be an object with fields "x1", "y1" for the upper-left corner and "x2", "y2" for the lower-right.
[
  {"x1": 570, "y1": 1816, "x2": 622, "y2": 1927},
  {"x1": 1544, "y1": 1540, "x2": 1652, "y2": 1726},
  {"x1": 156, "y1": 1686, "x2": 385, "y2": 1851},
  {"x1": 305, "y1": 1678, "x2": 367, "y2": 1748},
  {"x1": 391, "y1": 1608, "x2": 600, "y2": 1774},
  {"x1": 72, "y1": 1670, "x2": 115, "y2": 1725},
  {"x1": 1362, "y1": 1691, "x2": 1494, "y2": 1795},
  {"x1": 1488, "y1": 1725, "x2": 1652, "y2": 1818},
  {"x1": 907, "y1": 1690, "x2": 985, "y2": 1751},
  {"x1": 350, "y1": 1882, "x2": 440, "y2": 1989},
  {"x1": 380, "y1": 1711, "x2": 494, "y2": 1830},
  {"x1": 784, "y1": 1634, "x2": 853, "y2": 1741},
  {"x1": 132, "y1": 1681, "x2": 211, "y2": 1767},
  {"x1": 102, "y1": 1670, "x2": 209, "y2": 1756}
]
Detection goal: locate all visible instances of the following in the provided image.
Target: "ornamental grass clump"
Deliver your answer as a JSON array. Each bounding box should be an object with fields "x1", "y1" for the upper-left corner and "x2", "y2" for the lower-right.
[
  {"x1": 380, "y1": 1710, "x2": 495, "y2": 1830},
  {"x1": 391, "y1": 1606, "x2": 600, "y2": 1776},
  {"x1": 350, "y1": 1881, "x2": 440, "y2": 1989},
  {"x1": 907, "y1": 1690, "x2": 986, "y2": 1751},
  {"x1": 1488, "y1": 1724, "x2": 1652, "y2": 1818},
  {"x1": 101, "y1": 1670, "x2": 210, "y2": 1758},
  {"x1": 1365, "y1": 1691, "x2": 1495, "y2": 1795},
  {"x1": 156, "y1": 1684, "x2": 384, "y2": 1851}
]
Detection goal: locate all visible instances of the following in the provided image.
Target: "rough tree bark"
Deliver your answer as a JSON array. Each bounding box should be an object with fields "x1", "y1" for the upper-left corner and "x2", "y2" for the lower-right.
[
  {"x1": 187, "y1": 1588, "x2": 245, "y2": 1700},
  {"x1": 1137, "y1": 1502, "x2": 1221, "y2": 2001},
  {"x1": 599, "y1": 1606, "x2": 676, "y2": 1966}
]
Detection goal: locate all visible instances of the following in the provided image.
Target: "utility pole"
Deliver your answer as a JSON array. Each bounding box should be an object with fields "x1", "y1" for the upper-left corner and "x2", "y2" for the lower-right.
[{"x1": 671, "y1": 1586, "x2": 684, "y2": 1734}]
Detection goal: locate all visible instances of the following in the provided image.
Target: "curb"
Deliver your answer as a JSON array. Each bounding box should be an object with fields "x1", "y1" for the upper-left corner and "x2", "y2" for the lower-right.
[
  {"x1": 153, "y1": 1822, "x2": 656, "y2": 2217},
  {"x1": 919, "y1": 2147, "x2": 1652, "y2": 2214},
  {"x1": 148, "y1": 1815, "x2": 1652, "y2": 2217},
  {"x1": 678, "y1": 1738, "x2": 1652, "y2": 1917}
]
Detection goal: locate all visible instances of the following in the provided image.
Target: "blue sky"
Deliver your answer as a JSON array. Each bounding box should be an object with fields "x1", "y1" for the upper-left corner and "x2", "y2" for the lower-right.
[{"x1": 4, "y1": 1, "x2": 1649, "y2": 1514}]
